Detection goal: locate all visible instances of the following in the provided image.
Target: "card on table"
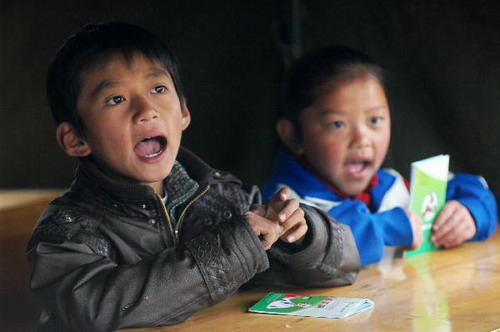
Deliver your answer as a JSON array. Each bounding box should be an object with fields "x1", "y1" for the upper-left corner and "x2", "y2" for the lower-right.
[{"x1": 249, "y1": 292, "x2": 374, "y2": 319}]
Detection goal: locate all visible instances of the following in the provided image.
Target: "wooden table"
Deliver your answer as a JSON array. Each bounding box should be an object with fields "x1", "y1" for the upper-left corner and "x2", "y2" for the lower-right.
[{"x1": 126, "y1": 231, "x2": 500, "y2": 332}]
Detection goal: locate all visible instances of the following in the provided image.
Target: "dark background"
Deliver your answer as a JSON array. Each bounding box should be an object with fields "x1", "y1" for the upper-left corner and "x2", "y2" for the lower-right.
[
  {"x1": 1, "y1": 0, "x2": 500, "y2": 201},
  {"x1": 1, "y1": 2, "x2": 499, "y2": 331}
]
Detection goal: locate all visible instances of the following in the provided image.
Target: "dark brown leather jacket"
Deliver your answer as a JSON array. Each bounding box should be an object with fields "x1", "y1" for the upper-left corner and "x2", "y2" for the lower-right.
[{"x1": 27, "y1": 147, "x2": 359, "y2": 331}]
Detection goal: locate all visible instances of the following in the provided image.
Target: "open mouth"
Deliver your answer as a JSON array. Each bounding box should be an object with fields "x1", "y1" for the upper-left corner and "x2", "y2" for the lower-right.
[
  {"x1": 134, "y1": 136, "x2": 166, "y2": 158},
  {"x1": 344, "y1": 161, "x2": 371, "y2": 175}
]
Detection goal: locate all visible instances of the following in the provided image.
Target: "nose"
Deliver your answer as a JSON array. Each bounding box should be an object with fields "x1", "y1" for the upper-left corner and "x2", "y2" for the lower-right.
[
  {"x1": 133, "y1": 96, "x2": 159, "y2": 123},
  {"x1": 350, "y1": 125, "x2": 371, "y2": 150}
]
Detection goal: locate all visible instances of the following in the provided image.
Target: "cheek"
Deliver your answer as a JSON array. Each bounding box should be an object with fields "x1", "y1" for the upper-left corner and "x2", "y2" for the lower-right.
[
  {"x1": 320, "y1": 144, "x2": 344, "y2": 167},
  {"x1": 85, "y1": 123, "x2": 128, "y2": 155},
  {"x1": 371, "y1": 131, "x2": 391, "y2": 166},
  {"x1": 376, "y1": 130, "x2": 391, "y2": 154},
  {"x1": 303, "y1": 134, "x2": 344, "y2": 167}
]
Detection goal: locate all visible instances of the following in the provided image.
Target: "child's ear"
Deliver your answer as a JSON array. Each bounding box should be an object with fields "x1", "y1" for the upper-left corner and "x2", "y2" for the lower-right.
[
  {"x1": 180, "y1": 104, "x2": 191, "y2": 130},
  {"x1": 276, "y1": 119, "x2": 304, "y2": 155},
  {"x1": 56, "y1": 122, "x2": 91, "y2": 157}
]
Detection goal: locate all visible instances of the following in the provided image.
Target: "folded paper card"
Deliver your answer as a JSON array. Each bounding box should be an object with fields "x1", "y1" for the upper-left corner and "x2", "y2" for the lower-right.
[
  {"x1": 406, "y1": 154, "x2": 449, "y2": 258},
  {"x1": 249, "y1": 292, "x2": 374, "y2": 319}
]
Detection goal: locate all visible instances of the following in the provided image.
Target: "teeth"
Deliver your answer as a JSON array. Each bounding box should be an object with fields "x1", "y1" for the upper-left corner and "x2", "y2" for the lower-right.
[{"x1": 145, "y1": 149, "x2": 163, "y2": 158}]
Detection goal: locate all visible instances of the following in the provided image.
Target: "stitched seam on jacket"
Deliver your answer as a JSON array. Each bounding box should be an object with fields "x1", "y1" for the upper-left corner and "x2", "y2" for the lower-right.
[{"x1": 185, "y1": 229, "x2": 235, "y2": 301}]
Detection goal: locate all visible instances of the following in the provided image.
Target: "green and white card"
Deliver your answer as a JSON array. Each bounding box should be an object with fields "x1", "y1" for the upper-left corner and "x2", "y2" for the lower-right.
[
  {"x1": 249, "y1": 292, "x2": 373, "y2": 319},
  {"x1": 407, "y1": 154, "x2": 449, "y2": 258}
]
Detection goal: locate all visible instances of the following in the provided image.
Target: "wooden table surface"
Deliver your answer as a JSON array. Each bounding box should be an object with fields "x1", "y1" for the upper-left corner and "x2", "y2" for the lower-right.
[{"x1": 126, "y1": 231, "x2": 500, "y2": 332}]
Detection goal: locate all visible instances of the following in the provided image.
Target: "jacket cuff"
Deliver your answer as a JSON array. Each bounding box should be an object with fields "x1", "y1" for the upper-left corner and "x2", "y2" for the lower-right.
[
  {"x1": 457, "y1": 197, "x2": 496, "y2": 240},
  {"x1": 185, "y1": 216, "x2": 269, "y2": 301},
  {"x1": 270, "y1": 204, "x2": 328, "y2": 266},
  {"x1": 374, "y1": 207, "x2": 414, "y2": 247}
]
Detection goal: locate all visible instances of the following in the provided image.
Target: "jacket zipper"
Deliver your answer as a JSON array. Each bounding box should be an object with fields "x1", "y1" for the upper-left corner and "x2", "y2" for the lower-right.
[
  {"x1": 157, "y1": 194, "x2": 176, "y2": 246},
  {"x1": 156, "y1": 184, "x2": 210, "y2": 246},
  {"x1": 175, "y1": 185, "x2": 210, "y2": 241}
]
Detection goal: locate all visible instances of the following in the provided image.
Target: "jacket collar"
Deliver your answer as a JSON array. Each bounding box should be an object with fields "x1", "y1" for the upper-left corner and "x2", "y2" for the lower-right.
[{"x1": 74, "y1": 146, "x2": 214, "y2": 203}]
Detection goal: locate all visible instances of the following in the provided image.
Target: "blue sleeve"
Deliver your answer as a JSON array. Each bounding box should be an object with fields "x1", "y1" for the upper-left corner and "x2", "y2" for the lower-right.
[
  {"x1": 328, "y1": 200, "x2": 413, "y2": 266},
  {"x1": 447, "y1": 173, "x2": 498, "y2": 241},
  {"x1": 260, "y1": 182, "x2": 277, "y2": 202}
]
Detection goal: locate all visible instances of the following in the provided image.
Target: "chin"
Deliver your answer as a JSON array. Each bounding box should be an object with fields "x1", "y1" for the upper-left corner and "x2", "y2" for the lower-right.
[
  {"x1": 143, "y1": 172, "x2": 170, "y2": 183},
  {"x1": 342, "y1": 182, "x2": 369, "y2": 197},
  {"x1": 344, "y1": 188, "x2": 363, "y2": 197}
]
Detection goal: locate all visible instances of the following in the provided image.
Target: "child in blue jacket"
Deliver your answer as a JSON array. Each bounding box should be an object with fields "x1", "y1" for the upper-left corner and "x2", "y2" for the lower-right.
[{"x1": 261, "y1": 45, "x2": 497, "y2": 266}]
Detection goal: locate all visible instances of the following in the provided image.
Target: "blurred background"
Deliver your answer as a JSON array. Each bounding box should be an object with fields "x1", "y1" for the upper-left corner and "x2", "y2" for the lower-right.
[{"x1": 1, "y1": 0, "x2": 500, "y2": 200}]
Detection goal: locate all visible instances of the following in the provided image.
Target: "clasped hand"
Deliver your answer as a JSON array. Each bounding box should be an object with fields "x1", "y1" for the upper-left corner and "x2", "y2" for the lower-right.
[{"x1": 245, "y1": 187, "x2": 308, "y2": 250}]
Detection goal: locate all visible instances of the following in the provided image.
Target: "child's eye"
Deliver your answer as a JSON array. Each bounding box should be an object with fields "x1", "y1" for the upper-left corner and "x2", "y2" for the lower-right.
[
  {"x1": 107, "y1": 95, "x2": 125, "y2": 105},
  {"x1": 327, "y1": 121, "x2": 345, "y2": 129},
  {"x1": 370, "y1": 116, "x2": 384, "y2": 125},
  {"x1": 152, "y1": 85, "x2": 167, "y2": 94}
]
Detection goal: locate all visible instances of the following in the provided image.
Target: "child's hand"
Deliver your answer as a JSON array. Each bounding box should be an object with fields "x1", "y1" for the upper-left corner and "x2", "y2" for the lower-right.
[
  {"x1": 249, "y1": 188, "x2": 308, "y2": 245},
  {"x1": 244, "y1": 210, "x2": 284, "y2": 250},
  {"x1": 404, "y1": 209, "x2": 423, "y2": 250},
  {"x1": 267, "y1": 188, "x2": 308, "y2": 244},
  {"x1": 431, "y1": 200, "x2": 476, "y2": 248}
]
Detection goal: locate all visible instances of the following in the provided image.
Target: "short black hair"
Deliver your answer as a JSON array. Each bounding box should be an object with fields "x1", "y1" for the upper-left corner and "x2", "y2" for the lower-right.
[
  {"x1": 281, "y1": 45, "x2": 385, "y2": 129},
  {"x1": 46, "y1": 21, "x2": 185, "y2": 135}
]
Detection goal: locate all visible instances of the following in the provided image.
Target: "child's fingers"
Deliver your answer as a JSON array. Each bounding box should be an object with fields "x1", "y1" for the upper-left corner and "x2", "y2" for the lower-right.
[
  {"x1": 433, "y1": 201, "x2": 457, "y2": 230},
  {"x1": 269, "y1": 187, "x2": 289, "y2": 205},
  {"x1": 431, "y1": 213, "x2": 458, "y2": 242},
  {"x1": 281, "y1": 221, "x2": 308, "y2": 243},
  {"x1": 276, "y1": 187, "x2": 290, "y2": 201},
  {"x1": 432, "y1": 202, "x2": 470, "y2": 237},
  {"x1": 279, "y1": 206, "x2": 304, "y2": 230},
  {"x1": 279, "y1": 208, "x2": 307, "y2": 242},
  {"x1": 431, "y1": 203, "x2": 476, "y2": 248},
  {"x1": 403, "y1": 209, "x2": 422, "y2": 250},
  {"x1": 433, "y1": 220, "x2": 474, "y2": 248},
  {"x1": 244, "y1": 211, "x2": 284, "y2": 250},
  {"x1": 274, "y1": 198, "x2": 300, "y2": 223},
  {"x1": 265, "y1": 189, "x2": 289, "y2": 221}
]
